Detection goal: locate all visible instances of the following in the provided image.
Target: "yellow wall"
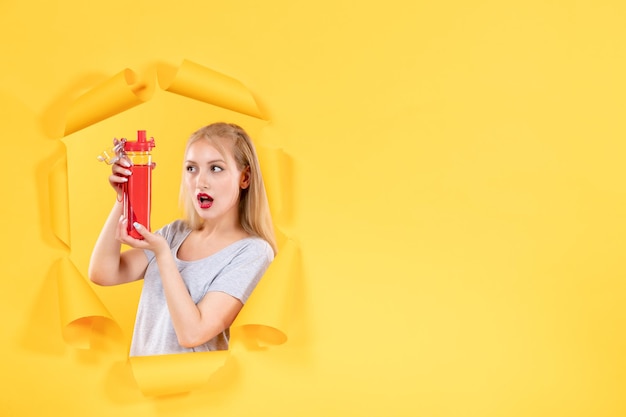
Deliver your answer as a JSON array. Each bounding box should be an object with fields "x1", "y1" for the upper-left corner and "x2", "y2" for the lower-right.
[{"x1": 2, "y1": 1, "x2": 626, "y2": 416}]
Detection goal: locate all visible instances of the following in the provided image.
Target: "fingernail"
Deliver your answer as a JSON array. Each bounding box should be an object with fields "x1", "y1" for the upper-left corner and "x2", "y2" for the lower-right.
[
  {"x1": 121, "y1": 159, "x2": 131, "y2": 167},
  {"x1": 133, "y1": 222, "x2": 140, "y2": 229}
]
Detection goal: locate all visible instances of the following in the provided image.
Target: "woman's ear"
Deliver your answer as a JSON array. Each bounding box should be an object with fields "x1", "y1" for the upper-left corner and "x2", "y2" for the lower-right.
[{"x1": 239, "y1": 166, "x2": 251, "y2": 189}]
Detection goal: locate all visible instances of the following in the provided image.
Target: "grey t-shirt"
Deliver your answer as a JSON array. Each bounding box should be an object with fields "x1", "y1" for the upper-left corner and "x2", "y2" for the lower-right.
[{"x1": 129, "y1": 220, "x2": 274, "y2": 357}]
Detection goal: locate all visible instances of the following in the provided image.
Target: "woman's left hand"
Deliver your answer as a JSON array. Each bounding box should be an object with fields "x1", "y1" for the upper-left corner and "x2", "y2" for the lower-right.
[{"x1": 117, "y1": 218, "x2": 168, "y2": 255}]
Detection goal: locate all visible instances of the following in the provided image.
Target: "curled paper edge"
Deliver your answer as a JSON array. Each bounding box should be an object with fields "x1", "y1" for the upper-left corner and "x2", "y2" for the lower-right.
[
  {"x1": 257, "y1": 145, "x2": 293, "y2": 225},
  {"x1": 59, "y1": 59, "x2": 294, "y2": 397},
  {"x1": 157, "y1": 59, "x2": 264, "y2": 120},
  {"x1": 233, "y1": 237, "x2": 299, "y2": 346},
  {"x1": 56, "y1": 256, "x2": 119, "y2": 349},
  {"x1": 129, "y1": 237, "x2": 298, "y2": 396},
  {"x1": 64, "y1": 68, "x2": 149, "y2": 136}
]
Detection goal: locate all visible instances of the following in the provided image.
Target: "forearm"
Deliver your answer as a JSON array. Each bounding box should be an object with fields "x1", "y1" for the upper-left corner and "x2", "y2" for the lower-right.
[
  {"x1": 88, "y1": 201, "x2": 125, "y2": 285},
  {"x1": 154, "y1": 252, "x2": 224, "y2": 348}
]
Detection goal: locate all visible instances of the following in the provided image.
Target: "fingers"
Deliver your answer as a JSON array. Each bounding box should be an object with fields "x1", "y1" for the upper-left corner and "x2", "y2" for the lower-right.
[
  {"x1": 116, "y1": 216, "x2": 133, "y2": 241},
  {"x1": 117, "y1": 218, "x2": 166, "y2": 254},
  {"x1": 109, "y1": 158, "x2": 132, "y2": 193},
  {"x1": 109, "y1": 173, "x2": 128, "y2": 185},
  {"x1": 118, "y1": 155, "x2": 132, "y2": 168},
  {"x1": 116, "y1": 217, "x2": 146, "y2": 246},
  {"x1": 115, "y1": 215, "x2": 127, "y2": 241},
  {"x1": 111, "y1": 159, "x2": 132, "y2": 178},
  {"x1": 115, "y1": 216, "x2": 145, "y2": 248},
  {"x1": 131, "y1": 221, "x2": 147, "y2": 238}
]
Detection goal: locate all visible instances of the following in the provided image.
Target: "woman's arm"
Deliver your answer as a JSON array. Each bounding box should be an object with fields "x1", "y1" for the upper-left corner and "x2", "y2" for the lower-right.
[
  {"x1": 154, "y1": 243, "x2": 243, "y2": 348},
  {"x1": 88, "y1": 158, "x2": 148, "y2": 286},
  {"x1": 88, "y1": 201, "x2": 149, "y2": 286},
  {"x1": 126, "y1": 222, "x2": 244, "y2": 348}
]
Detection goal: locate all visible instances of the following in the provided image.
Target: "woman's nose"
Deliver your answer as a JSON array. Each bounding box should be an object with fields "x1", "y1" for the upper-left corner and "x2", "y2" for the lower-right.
[{"x1": 196, "y1": 173, "x2": 210, "y2": 189}]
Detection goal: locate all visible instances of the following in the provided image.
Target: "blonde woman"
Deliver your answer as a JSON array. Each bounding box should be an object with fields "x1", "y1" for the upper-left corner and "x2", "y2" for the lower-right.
[{"x1": 89, "y1": 123, "x2": 276, "y2": 356}]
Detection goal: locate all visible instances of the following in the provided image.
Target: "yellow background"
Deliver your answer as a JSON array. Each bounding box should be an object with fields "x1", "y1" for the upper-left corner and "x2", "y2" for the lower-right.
[{"x1": 2, "y1": 1, "x2": 626, "y2": 416}]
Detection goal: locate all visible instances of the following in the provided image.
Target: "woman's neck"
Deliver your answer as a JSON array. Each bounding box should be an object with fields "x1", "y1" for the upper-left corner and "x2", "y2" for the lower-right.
[{"x1": 198, "y1": 217, "x2": 246, "y2": 240}]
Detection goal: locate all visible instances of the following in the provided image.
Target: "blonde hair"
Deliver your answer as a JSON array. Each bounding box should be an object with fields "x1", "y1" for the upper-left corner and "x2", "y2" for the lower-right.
[{"x1": 179, "y1": 122, "x2": 277, "y2": 255}]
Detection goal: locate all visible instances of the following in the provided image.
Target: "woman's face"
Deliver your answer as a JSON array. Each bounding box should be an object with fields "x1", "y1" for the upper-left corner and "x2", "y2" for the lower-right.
[{"x1": 183, "y1": 139, "x2": 249, "y2": 226}]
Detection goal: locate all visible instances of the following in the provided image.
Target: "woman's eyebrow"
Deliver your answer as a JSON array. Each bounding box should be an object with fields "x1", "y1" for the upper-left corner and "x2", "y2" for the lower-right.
[{"x1": 184, "y1": 159, "x2": 226, "y2": 164}]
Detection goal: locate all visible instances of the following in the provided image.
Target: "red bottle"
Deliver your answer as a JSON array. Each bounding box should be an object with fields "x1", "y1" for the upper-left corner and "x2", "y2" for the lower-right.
[{"x1": 123, "y1": 130, "x2": 156, "y2": 239}]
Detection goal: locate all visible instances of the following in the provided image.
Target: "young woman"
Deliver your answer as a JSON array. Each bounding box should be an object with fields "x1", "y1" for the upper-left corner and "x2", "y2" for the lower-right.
[{"x1": 89, "y1": 122, "x2": 276, "y2": 356}]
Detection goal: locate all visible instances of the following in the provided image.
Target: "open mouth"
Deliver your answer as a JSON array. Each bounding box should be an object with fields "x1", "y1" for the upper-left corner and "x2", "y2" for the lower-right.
[{"x1": 197, "y1": 193, "x2": 214, "y2": 209}]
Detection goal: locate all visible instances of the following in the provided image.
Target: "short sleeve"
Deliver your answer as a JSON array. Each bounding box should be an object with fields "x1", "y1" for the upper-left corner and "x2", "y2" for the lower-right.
[{"x1": 206, "y1": 239, "x2": 274, "y2": 303}]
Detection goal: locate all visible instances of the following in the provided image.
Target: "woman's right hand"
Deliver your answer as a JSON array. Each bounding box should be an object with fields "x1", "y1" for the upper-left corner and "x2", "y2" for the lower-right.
[{"x1": 109, "y1": 157, "x2": 132, "y2": 199}]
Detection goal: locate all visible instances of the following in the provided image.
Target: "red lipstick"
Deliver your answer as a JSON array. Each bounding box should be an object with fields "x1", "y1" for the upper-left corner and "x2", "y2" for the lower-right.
[{"x1": 197, "y1": 193, "x2": 213, "y2": 209}]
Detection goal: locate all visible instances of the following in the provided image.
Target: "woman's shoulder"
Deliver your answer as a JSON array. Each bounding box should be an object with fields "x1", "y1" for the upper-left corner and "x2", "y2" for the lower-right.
[
  {"x1": 235, "y1": 236, "x2": 274, "y2": 261},
  {"x1": 156, "y1": 219, "x2": 191, "y2": 241}
]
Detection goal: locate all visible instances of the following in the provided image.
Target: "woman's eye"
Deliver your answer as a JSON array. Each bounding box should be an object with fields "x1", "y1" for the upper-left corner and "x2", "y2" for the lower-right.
[
  {"x1": 186, "y1": 165, "x2": 196, "y2": 172},
  {"x1": 211, "y1": 165, "x2": 224, "y2": 173}
]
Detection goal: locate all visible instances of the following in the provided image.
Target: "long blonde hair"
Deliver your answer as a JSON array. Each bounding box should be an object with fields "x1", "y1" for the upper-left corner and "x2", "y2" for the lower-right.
[{"x1": 179, "y1": 122, "x2": 277, "y2": 255}]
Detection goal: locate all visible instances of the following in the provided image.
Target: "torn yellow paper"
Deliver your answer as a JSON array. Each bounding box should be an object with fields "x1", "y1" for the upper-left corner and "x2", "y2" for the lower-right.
[
  {"x1": 129, "y1": 350, "x2": 229, "y2": 397},
  {"x1": 64, "y1": 69, "x2": 149, "y2": 136},
  {"x1": 56, "y1": 59, "x2": 297, "y2": 397},
  {"x1": 56, "y1": 256, "x2": 118, "y2": 349},
  {"x1": 233, "y1": 238, "x2": 299, "y2": 346},
  {"x1": 157, "y1": 60, "x2": 264, "y2": 119},
  {"x1": 257, "y1": 146, "x2": 293, "y2": 225},
  {"x1": 49, "y1": 151, "x2": 70, "y2": 247}
]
